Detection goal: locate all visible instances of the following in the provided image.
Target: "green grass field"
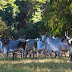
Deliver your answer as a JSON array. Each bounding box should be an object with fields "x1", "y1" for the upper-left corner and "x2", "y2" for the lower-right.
[{"x1": 0, "y1": 57, "x2": 72, "y2": 72}]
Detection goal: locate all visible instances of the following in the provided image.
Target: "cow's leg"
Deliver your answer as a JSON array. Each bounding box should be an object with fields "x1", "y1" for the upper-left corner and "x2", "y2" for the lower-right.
[
  {"x1": 61, "y1": 52, "x2": 62, "y2": 57},
  {"x1": 50, "y1": 50, "x2": 52, "y2": 57},
  {"x1": 70, "y1": 53, "x2": 72, "y2": 61},
  {"x1": 58, "y1": 51, "x2": 60, "y2": 59},
  {"x1": 56, "y1": 52, "x2": 59, "y2": 56},
  {"x1": 23, "y1": 50, "x2": 25, "y2": 58},
  {"x1": 46, "y1": 51, "x2": 47, "y2": 55},
  {"x1": 30, "y1": 50, "x2": 32, "y2": 57},
  {"x1": 45, "y1": 51, "x2": 46, "y2": 57},
  {"x1": 55, "y1": 52, "x2": 57, "y2": 58},
  {"x1": 25, "y1": 50, "x2": 27, "y2": 58},
  {"x1": 26, "y1": 50, "x2": 28, "y2": 55},
  {"x1": 33, "y1": 51, "x2": 34, "y2": 57},
  {"x1": 7, "y1": 50, "x2": 9, "y2": 60},
  {"x1": 29, "y1": 51, "x2": 31, "y2": 57},
  {"x1": 21, "y1": 51, "x2": 22, "y2": 58},
  {"x1": 21, "y1": 52, "x2": 22, "y2": 58},
  {"x1": 25, "y1": 50, "x2": 28, "y2": 58},
  {"x1": 15, "y1": 53, "x2": 17, "y2": 58},
  {"x1": 64, "y1": 52, "x2": 66, "y2": 57},
  {"x1": 30, "y1": 54, "x2": 31, "y2": 57},
  {"x1": 12, "y1": 53, "x2": 15, "y2": 59},
  {"x1": 37, "y1": 51, "x2": 38, "y2": 57},
  {"x1": 46, "y1": 51, "x2": 49, "y2": 56},
  {"x1": 41, "y1": 51, "x2": 43, "y2": 57},
  {"x1": 69, "y1": 50, "x2": 70, "y2": 57}
]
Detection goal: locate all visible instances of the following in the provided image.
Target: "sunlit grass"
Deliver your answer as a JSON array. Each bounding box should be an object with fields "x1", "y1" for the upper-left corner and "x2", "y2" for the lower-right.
[{"x1": 0, "y1": 57, "x2": 72, "y2": 72}]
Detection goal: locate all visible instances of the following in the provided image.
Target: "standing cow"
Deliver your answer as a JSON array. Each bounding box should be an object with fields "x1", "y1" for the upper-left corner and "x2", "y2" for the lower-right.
[
  {"x1": 25, "y1": 39, "x2": 37, "y2": 57},
  {"x1": 41, "y1": 35, "x2": 52, "y2": 57},
  {"x1": 35, "y1": 37, "x2": 52, "y2": 57},
  {"x1": 41, "y1": 35, "x2": 61, "y2": 58},
  {"x1": 0, "y1": 37, "x2": 26, "y2": 59}
]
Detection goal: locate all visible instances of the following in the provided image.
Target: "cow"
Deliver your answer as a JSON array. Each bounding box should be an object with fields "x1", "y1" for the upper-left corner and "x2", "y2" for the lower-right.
[
  {"x1": 34, "y1": 37, "x2": 52, "y2": 57},
  {"x1": 0, "y1": 37, "x2": 26, "y2": 59},
  {"x1": 36, "y1": 38, "x2": 45, "y2": 57},
  {"x1": 54, "y1": 37, "x2": 66, "y2": 57},
  {"x1": 41, "y1": 35, "x2": 61, "y2": 58},
  {"x1": 61, "y1": 36, "x2": 72, "y2": 61},
  {"x1": 25, "y1": 39, "x2": 37, "y2": 57},
  {"x1": 41, "y1": 32, "x2": 72, "y2": 58},
  {"x1": 41, "y1": 35, "x2": 52, "y2": 57}
]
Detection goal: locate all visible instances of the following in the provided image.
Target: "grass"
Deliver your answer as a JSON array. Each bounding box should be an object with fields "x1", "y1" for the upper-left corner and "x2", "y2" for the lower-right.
[{"x1": 0, "y1": 57, "x2": 72, "y2": 72}]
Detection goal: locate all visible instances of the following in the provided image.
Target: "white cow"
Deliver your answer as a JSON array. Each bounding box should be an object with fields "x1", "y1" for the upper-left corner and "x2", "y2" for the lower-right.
[
  {"x1": 36, "y1": 39, "x2": 45, "y2": 57},
  {"x1": 61, "y1": 36, "x2": 72, "y2": 61},
  {"x1": 41, "y1": 35, "x2": 52, "y2": 57},
  {"x1": 25, "y1": 39, "x2": 37, "y2": 57},
  {"x1": 41, "y1": 35, "x2": 61, "y2": 58},
  {"x1": 35, "y1": 37, "x2": 52, "y2": 57}
]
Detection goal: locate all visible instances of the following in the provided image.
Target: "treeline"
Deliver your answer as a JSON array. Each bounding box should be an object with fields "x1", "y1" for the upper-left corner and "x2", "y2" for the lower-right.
[{"x1": 0, "y1": 0, "x2": 72, "y2": 39}]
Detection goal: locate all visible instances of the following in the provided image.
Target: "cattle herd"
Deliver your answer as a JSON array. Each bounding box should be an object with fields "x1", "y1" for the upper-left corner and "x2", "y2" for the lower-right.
[{"x1": 0, "y1": 31, "x2": 72, "y2": 61}]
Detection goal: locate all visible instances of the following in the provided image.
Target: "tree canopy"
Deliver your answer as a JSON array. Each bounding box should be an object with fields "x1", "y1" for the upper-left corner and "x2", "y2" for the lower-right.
[{"x1": 0, "y1": 0, "x2": 72, "y2": 39}]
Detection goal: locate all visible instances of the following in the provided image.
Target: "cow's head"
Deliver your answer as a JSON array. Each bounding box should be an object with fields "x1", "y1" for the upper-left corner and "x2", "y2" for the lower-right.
[
  {"x1": 61, "y1": 36, "x2": 68, "y2": 42},
  {"x1": 61, "y1": 36, "x2": 72, "y2": 44},
  {"x1": 0, "y1": 37, "x2": 10, "y2": 45},
  {"x1": 41, "y1": 35, "x2": 47, "y2": 43}
]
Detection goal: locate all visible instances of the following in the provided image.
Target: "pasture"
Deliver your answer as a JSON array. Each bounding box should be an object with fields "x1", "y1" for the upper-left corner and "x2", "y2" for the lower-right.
[{"x1": 0, "y1": 53, "x2": 72, "y2": 72}]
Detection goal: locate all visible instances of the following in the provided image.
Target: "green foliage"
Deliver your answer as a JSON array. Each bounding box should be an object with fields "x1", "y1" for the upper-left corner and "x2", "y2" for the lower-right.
[
  {"x1": 0, "y1": 17, "x2": 9, "y2": 37},
  {"x1": 42, "y1": 0, "x2": 72, "y2": 37},
  {"x1": 15, "y1": 0, "x2": 33, "y2": 29},
  {"x1": 0, "y1": 0, "x2": 72, "y2": 39}
]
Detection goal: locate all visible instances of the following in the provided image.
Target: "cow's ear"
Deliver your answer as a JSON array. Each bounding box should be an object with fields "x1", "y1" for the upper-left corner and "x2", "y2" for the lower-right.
[
  {"x1": 46, "y1": 35, "x2": 47, "y2": 37},
  {"x1": 64, "y1": 36, "x2": 67, "y2": 39},
  {"x1": 45, "y1": 37, "x2": 46, "y2": 40},
  {"x1": 40, "y1": 38, "x2": 42, "y2": 41}
]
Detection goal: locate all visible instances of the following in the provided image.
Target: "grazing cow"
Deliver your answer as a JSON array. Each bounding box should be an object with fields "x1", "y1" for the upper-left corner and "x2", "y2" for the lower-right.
[
  {"x1": 0, "y1": 37, "x2": 26, "y2": 59},
  {"x1": 25, "y1": 39, "x2": 37, "y2": 57}
]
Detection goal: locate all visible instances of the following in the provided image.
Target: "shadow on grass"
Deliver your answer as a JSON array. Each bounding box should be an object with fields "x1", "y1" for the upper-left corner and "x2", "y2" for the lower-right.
[
  {"x1": 0, "y1": 56, "x2": 70, "y2": 61},
  {"x1": 0, "y1": 56, "x2": 72, "y2": 72},
  {"x1": 12, "y1": 61, "x2": 72, "y2": 69},
  {"x1": 0, "y1": 60, "x2": 72, "y2": 72}
]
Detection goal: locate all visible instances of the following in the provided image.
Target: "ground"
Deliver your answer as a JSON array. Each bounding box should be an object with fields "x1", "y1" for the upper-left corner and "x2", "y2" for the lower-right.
[{"x1": 0, "y1": 53, "x2": 72, "y2": 72}]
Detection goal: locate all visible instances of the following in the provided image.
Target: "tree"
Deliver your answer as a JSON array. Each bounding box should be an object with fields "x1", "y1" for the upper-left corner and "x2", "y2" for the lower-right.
[
  {"x1": 0, "y1": 16, "x2": 9, "y2": 37},
  {"x1": 42, "y1": 0, "x2": 72, "y2": 37}
]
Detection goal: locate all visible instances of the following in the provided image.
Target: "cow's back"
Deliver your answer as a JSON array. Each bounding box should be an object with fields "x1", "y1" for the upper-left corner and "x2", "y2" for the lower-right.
[
  {"x1": 8, "y1": 41, "x2": 19, "y2": 49},
  {"x1": 26, "y1": 39, "x2": 36, "y2": 50}
]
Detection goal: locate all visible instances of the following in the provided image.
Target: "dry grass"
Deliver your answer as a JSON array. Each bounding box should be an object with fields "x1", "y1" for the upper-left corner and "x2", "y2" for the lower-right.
[{"x1": 0, "y1": 56, "x2": 72, "y2": 72}]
